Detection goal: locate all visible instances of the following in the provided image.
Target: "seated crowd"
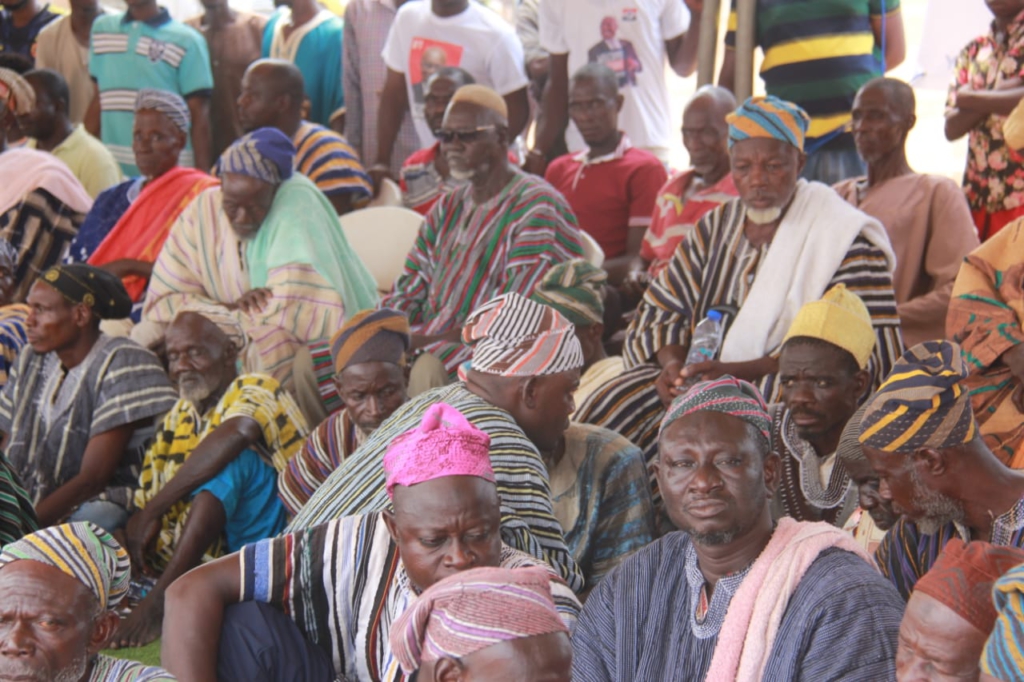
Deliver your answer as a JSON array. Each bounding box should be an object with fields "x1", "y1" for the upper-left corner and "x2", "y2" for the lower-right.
[{"x1": 3, "y1": 0, "x2": 1024, "y2": 676}]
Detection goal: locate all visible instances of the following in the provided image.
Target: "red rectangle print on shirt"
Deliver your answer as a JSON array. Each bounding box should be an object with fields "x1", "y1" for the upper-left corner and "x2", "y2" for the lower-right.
[{"x1": 409, "y1": 38, "x2": 465, "y2": 103}]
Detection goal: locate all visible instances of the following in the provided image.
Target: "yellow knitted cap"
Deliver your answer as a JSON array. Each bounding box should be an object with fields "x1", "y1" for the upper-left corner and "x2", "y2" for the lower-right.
[{"x1": 782, "y1": 284, "x2": 875, "y2": 369}]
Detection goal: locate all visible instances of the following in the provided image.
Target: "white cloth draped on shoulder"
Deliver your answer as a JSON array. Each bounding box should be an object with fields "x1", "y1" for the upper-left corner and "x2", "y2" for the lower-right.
[{"x1": 719, "y1": 179, "x2": 896, "y2": 362}]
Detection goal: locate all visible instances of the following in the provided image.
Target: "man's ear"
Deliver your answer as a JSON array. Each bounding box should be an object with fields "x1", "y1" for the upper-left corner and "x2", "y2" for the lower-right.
[
  {"x1": 762, "y1": 450, "x2": 781, "y2": 498},
  {"x1": 794, "y1": 150, "x2": 808, "y2": 177},
  {"x1": 434, "y1": 657, "x2": 465, "y2": 682},
  {"x1": 72, "y1": 303, "x2": 93, "y2": 330},
  {"x1": 521, "y1": 376, "x2": 540, "y2": 410},
  {"x1": 382, "y1": 508, "x2": 400, "y2": 543},
  {"x1": 913, "y1": 447, "x2": 947, "y2": 478},
  {"x1": 615, "y1": 93, "x2": 624, "y2": 113},
  {"x1": 585, "y1": 322, "x2": 605, "y2": 346},
  {"x1": 88, "y1": 610, "x2": 121, "y2": 655},
  {"x1": 853, "y1": 369, "x2": 871, "y2": 403}
]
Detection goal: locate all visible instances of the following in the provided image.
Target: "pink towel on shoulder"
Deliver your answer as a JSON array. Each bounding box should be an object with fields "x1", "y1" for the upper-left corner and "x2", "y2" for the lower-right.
[{"x1": 704, "y1": 518, "x2": 873, "y2": 681}]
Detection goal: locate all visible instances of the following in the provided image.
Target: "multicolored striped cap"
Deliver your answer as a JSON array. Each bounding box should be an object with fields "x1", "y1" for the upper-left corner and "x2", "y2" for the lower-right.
[
  {"x1": 0, "y1": 522, "x2": 131, "y2": 610},
  {"x1": 660, "y1": 375, "x2": 771, "y2": 442},
  {"x1": 726, "y1": 95, "x2": 810, "y2": 151},
  {"x1": 982, "y1": 559, "x2": 1024, "y2": 678},
  {"x1": 530, "y1": 259, "x2": 606, "y2": 327},
  {"x1": 389, "y1": 565, "x2": 568, "y2": 673},
  {"x1": 330, "y1": 308, "x2": 410, "y2": 373},
  {"x1": 463, "y1": 293, "x2": 583, "y2": 377},
  {"x1": 218, "y1": 127, "x2": 295, "y2": 185},
  {"x1": 915, "y1": 539, "x2": 1024, "y2": 636},
  {"x1": 0, "y1": 67, "x2": 33, "y2": 116},
  {"x1": 858, "y1": 340, "x2": 977, "y2": 454}
]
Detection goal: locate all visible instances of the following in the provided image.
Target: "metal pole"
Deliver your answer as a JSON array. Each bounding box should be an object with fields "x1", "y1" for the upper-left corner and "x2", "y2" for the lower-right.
[
  {"x1": 695, "y1": 0, "x2": 722, "y2": 87},
  {"x1": 734, "y1": 0, "x2": 757, "y2": 100}
]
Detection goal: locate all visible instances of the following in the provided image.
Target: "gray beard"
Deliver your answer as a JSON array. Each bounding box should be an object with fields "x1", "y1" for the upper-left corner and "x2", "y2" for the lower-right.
[
  {"x1": 448, "y1": 167, "x2": 474, "y2": 181},
  {"x1": 908, "y1": 467, "x2": 965, "y2": 534},
  {"x1": 745, "y1": 206, "x2": 783, "y2": 225},
  {"x1": 53, "y1": 655, "x2": 89, "y2": 682}
]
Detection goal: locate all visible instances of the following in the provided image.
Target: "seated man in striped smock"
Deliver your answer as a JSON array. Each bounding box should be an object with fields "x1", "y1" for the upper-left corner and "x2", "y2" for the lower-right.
[
  {"x1": 382, "y1": 84, "x2": 582, "y2": 394},
  {"x1": 161, "y1": 403, "x2": 580, "y2": 681},
  {"x1": 572, "y1": 377, "x2": 903, "y2": 680}
]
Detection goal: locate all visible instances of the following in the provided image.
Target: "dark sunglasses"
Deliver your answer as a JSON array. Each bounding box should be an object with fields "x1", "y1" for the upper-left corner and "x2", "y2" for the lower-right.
[{"x1": 434, "y1": 125, "x2": 497, "y2": 144}]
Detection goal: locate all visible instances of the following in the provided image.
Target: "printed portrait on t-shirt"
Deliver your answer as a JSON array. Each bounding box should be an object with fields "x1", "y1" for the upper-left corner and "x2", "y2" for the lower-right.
[
  {"x1": 588, "y1": 15, "x2": 642, "y2": 87},
  {"x1": 409, "y1": 37, "x2": 464, "y2": 103}
]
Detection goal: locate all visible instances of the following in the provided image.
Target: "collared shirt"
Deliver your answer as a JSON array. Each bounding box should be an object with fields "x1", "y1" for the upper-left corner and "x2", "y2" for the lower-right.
[
  {"x1": 343, "y1": 0, "x2": 419, "y2": 176},
  {"x1": 640, "y1": 169, "x2": 738, "y2": 276},
  {"x1": 544, "y1": 133, "x2": 666, "y2": 258},
  {"x1": 31, "y1": 124, "x2": 122, "y2": 199},
  {"x1": 946, "y1": 9, "x2": 1024, "y2": 216},
  {"x1": 90, "y1": 8, "x2": 213, "y2": 175}
]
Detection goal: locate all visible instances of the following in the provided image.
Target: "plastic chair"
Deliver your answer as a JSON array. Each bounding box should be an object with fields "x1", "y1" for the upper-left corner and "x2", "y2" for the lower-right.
[
  {"x1": 579, "y1": 230, "x2": 605, "y2": 268},
  {"x1": 367, "y1": 177, "x2": 403, "y2": 208},
  {"x1": 339, "y1": 206, "x2": 424, "y2": 293}
]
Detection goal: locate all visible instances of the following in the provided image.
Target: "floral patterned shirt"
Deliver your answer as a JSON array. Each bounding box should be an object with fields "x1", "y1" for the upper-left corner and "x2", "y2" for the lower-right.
[{"x1": 947, "y1": 10, "x2": 1024, "y2": 215}]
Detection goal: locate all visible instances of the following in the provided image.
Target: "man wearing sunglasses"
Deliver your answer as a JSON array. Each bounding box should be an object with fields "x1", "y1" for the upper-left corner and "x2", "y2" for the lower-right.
[{"x1": 381, "y1": 84, "x2": 584, "y2": 395}]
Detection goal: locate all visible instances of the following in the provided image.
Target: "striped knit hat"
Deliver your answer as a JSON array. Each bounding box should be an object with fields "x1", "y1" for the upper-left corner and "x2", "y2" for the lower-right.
[
  {"x1": 660, "y1": 375, "x2": 771, "y2": 443},
  {"x1": 859, "y1": 340, "x2": 977, "y2": 454},
  {"x1": 0, "y1": 67, "x2": 33, "y2": 116},
  {"x1": 218, "y1": 127, "x2": 295, "y2": 185},
  {"x1": 0, "y1": 522, "x2": 131, "y2": 610},
  {"x1": 390, "y1": 565, "x2": 568, "y2": 673},
  {"x1": 330, "y1": 308, "x2": 410, "y2": 373},
  {"x1": 174, "y1": 302, "x2": 248, "y2": 352},
  {"x1": 463, "y1": 293, "x2": 583, "y2": 377},
  {"x1": 915, "y1": 539, "x2": 1024, "y2": 635},
  {"x1": 982, "y1": 560, "x2": 1024, "y2": 678},
  {"x1": 136, "y1": 88, "x2": 190, "y2": 132},
  {"x1": 530, "y1": 259, "x2": 606, "y2": 327},
  {"x1": 726, "y1": 95, "x2": 810, "y2": 151}
]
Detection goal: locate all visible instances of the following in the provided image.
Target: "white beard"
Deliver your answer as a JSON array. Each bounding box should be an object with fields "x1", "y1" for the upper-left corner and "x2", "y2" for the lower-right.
[{"x1": 745, "y1": 206, "x2": 783, "y2": 224}]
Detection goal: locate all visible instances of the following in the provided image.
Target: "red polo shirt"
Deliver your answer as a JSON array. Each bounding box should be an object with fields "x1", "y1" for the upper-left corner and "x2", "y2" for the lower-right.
[{"x1": 544, "y1": 134, "x2": 667, "y2": 258}]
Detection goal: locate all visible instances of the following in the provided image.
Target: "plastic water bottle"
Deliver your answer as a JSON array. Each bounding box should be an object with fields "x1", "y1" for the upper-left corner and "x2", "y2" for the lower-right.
[{"x1": 681, "y1": 310, "x2": 724, "y2": 387}]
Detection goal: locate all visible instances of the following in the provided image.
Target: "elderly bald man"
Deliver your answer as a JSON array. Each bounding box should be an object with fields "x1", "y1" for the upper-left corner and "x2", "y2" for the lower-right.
[
  {"x1": 383, "y1": 84, "x2": 583, "y2": 393},
  {"x1": 116, "y1": 307, "x2": 309, "y2": 649},
  {"x1": 288, "y1": 292, "x2": 587, "y2": 594},
  {"x1": 0, "y1": 522, "x2": 173, "y2": 681},
  {"x1": 835, "y1": 77, "x2": 979, "y2": 347},
  {"x1": 577, "y1": 95, "x2": 903, "y2": 468},
  {"x1": 237, "y1": 58, "x2": 371, "y2": 215},
  {"x1": 633, "y1": 86, "x2": 738, "y2": 282}
]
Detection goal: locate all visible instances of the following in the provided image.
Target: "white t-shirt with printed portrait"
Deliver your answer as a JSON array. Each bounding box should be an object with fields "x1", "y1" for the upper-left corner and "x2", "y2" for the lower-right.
[
  {"x1": 540, "y1": 0, "x2": 690, "y2": 159},
  {"x1": 382, "y1": 0, "x2": 529, "y2": 146}
]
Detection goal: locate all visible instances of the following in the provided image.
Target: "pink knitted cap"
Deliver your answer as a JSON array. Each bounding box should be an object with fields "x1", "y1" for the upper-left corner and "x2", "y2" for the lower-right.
[{"x1": 383, "y1": 403, "x2": 494, "y2": 498}]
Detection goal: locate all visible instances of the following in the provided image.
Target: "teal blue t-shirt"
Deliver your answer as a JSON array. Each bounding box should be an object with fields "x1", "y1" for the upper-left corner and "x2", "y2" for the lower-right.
[
  {"x1": 194, "y1": 448, "x2": 287, "y2": 553},
  {"x1": 89, "y1": 9, "x2": 213, "y2": 176}
]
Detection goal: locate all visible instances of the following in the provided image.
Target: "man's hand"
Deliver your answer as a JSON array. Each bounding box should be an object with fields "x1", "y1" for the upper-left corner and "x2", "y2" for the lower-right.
[
  {"x1": 232, "y1": 288, "x2": 273, "y2": 315},
  {"x1": 125, "y1": 511, "x2": 160, "y2": 577},
  {"x1": 368, "y1": 166, "x2": 394, "y2": 197},
  {"x1": 621, "y1": 267, "x2": 650, "y2": 304},
  {"x1": 523, "y1": 150, "x2": 548, "y2": 177},
  {"x1": 656, "y1": 360, "x2": 685, "y2": 408}
]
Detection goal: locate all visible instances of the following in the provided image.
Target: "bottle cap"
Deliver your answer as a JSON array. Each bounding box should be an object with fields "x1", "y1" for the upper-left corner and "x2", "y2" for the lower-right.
[{"x1": 707, "y1": 310, "x2": 723, "y2": 321}]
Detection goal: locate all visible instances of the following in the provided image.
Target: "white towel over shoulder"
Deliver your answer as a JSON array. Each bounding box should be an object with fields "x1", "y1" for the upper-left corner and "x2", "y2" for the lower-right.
[{"x1": 719, "y1": 179, "x2": 895, "y2": 363}]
